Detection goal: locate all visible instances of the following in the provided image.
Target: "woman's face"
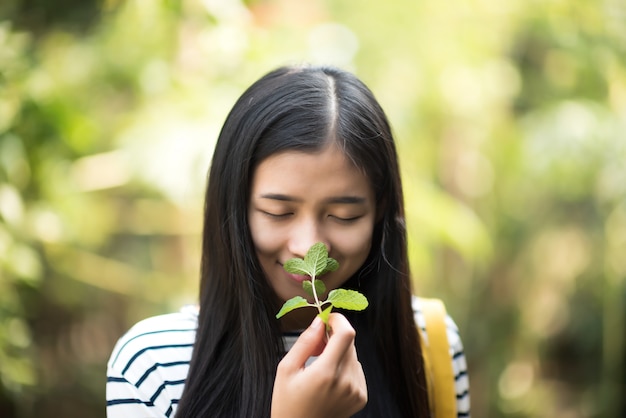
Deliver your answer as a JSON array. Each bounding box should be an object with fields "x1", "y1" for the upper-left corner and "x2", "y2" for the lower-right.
[{"x1": 248, "y1": 143, "x2": 377, "y2": 328}]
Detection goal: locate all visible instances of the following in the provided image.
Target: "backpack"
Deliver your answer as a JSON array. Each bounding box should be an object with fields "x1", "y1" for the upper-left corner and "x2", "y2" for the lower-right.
[{"x1": 419, "y1": 298, "x2": 457, "y2": 418}]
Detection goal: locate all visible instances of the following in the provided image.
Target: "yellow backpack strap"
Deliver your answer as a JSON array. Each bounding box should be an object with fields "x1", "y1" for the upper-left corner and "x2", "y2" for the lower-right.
[{"x1": 420, "y1": 298, "x2": 457, "y2": 418}]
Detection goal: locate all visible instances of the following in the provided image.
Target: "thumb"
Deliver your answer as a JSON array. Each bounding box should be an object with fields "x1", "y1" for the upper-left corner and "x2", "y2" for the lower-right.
[{"x1": 279, "y1": 316, "x2": 326, "y2": 371}]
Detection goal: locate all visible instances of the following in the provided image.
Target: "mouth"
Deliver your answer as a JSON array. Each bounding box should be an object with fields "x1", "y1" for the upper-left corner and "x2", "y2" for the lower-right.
[{"x1": 287, "y1": 273, "x2": 309, "y2": 283}]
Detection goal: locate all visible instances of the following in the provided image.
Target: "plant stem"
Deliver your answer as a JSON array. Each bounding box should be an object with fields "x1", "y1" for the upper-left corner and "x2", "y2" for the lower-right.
[
  {"x1": 310, "y1": 274, "x2": 331, "y2": 339},
  {"x1": 310, "y1": 274, "x2": 323, "y2": 314}
]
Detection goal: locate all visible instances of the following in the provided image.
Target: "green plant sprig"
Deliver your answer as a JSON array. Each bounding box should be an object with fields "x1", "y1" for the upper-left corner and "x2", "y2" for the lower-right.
[{"x1": 275, "y1": 242, "x2": 368, "y2": 325}]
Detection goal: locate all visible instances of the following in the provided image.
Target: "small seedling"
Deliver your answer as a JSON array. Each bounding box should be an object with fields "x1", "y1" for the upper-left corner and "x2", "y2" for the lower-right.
[{"x1": 275, "y1": 242, "x2": 368, "y2": 326}]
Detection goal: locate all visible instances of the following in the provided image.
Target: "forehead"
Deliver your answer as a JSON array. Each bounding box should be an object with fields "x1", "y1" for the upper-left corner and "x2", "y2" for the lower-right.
[{"x1": 250, "y1": 146, "x2": 372, "y2": 197}]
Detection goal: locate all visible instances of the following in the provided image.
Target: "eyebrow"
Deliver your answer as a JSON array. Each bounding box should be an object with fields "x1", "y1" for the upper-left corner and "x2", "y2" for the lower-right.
[{"x1": 259, "y1": 193, "x2": 367, "y2": 204}]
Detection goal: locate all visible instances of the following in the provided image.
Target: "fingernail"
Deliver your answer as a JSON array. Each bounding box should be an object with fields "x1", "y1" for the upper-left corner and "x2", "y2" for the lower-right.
[{"x1": 311, "y1": 316, "x2": 323, "y2": 329}]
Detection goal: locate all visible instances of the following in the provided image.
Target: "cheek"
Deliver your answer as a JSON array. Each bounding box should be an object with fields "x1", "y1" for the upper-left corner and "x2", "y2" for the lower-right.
[
  {"x1": 332, "y1": 222, "x2": 375, "y2": 263},
  {"x1": 248, "y1": 215, "x2": 281, "y2": 256}
]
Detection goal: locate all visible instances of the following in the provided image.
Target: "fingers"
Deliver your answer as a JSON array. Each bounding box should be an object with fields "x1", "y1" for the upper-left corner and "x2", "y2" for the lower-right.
[
  {"x1": 279, "y1": 313, "x2": 358, "y2": 374},
  {"x1": 272, "y1": 312, "x2": 367, "y2": 418},
  {"x1": 314, "y1": 313, "x2": 367, "y2": 416},
  {"x1": 314, "y1": 313, "x2": 357, "y2": 369},
  {"x1": 278, "y1": 316, "x2": 326, "y2": 372}
]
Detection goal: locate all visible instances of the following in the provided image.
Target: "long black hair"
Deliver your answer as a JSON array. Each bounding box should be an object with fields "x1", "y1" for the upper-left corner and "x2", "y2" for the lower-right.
[{"x1": 175, "y1": 65, "x2": 429, "y2": 417}]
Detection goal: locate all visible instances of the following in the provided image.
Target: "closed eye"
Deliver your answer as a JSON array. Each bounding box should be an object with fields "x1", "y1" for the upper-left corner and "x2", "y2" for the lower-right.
[
  {"x1": 330, "y1": 215, "x2": 363, "y2": 224},
  {"x1": 261, "y1": 210, "x2": 292, "y2": 219}
]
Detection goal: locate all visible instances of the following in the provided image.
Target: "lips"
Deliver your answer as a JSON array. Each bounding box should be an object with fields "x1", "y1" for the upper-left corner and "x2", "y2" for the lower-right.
[{"x1": 286, "y1": 272, "x2": 309, "y2": 283}]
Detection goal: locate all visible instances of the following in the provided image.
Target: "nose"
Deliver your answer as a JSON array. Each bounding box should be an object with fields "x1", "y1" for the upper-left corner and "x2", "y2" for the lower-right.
[{"x1": 287, "y1": 218, "x2": 330, "y2": 259}]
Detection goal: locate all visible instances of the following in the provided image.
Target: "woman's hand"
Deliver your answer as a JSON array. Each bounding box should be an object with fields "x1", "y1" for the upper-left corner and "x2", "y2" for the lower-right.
[{"x1": 271, "y1": 313, "x2": 367, "y2": 418}]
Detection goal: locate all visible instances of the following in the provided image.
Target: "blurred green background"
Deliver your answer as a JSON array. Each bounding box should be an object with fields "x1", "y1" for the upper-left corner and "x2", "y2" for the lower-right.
[{"x1": 1, "y1": 0, "x2": 625, "y2": 416}]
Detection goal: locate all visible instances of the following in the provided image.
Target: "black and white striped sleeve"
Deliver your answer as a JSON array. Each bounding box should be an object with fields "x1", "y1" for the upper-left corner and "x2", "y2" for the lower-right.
[
  {"x1": 445, "y1": 314, "x2": 471, "y2": 417},
  {"x1": 106, "y1": 308, "x2": 197, "y2": 418}
]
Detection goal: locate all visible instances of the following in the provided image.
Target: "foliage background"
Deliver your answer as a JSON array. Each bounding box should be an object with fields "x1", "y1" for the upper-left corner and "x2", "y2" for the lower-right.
[{"x1": 1, "y1": 0, "x2": 625, "y2": 416}]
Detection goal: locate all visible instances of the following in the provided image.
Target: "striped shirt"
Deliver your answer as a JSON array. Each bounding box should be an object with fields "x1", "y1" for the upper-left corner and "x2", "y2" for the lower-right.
[{"x1": 106, "y1": 298, "x2": 470, "y2": 417}]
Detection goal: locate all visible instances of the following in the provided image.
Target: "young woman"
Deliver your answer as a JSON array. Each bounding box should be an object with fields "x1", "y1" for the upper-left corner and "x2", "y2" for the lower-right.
[{"x1": 106, "y1": 65, "x2": 470, "y2": 417}]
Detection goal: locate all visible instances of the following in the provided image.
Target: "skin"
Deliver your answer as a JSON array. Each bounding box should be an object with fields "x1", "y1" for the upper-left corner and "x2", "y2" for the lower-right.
[
  {"x1": 271, "y1": 314, "x2": 367, "y2": 418},
  {"x1": 248, "y1": 143, "x2": 377, "y2": 330},
  {"x1": 248, "y1": 142, "x2": 374, "y2": 417}
]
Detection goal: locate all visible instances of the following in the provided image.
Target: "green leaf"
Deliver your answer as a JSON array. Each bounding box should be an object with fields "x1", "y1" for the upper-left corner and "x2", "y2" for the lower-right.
[
  {"x1": 277, "y1": 243, "x2": 369, "y2": 322},
  {"x1": 303, "y1": 280, "x2": 326, "y2": 297},
  {"x1": 320, "y1": 257, "x2": 339, "y2": 275},
  {"x1": 316, "y1": 279, "x2": 326, "y2": 295},
  {"x1": 283, "y1": 258, "x2": 311, "y2": 276},
  {"x1": 276, "y1": 296, "x2": 309, "y2": 319},
  {"x1": 318, "y1": 303, "x2": 333, "y2": 324},
  {"x1": 313, "y1": 279, "x2": 326, "y2": 296},
  {"x1": 304, "y1": 242, "x2": 329, "y2": 277},
  {"x1": 302, "y1": 280, "x2": 314, "y2": 297},
  {"x1": 327, "y1": 289, "x2": 369, "y2": 311}
]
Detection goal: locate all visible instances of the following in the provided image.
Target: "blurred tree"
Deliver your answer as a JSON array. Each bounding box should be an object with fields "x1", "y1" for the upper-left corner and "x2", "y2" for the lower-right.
[{"x1": 0, "y1": 0, "x2": 105, "y2": 34}]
